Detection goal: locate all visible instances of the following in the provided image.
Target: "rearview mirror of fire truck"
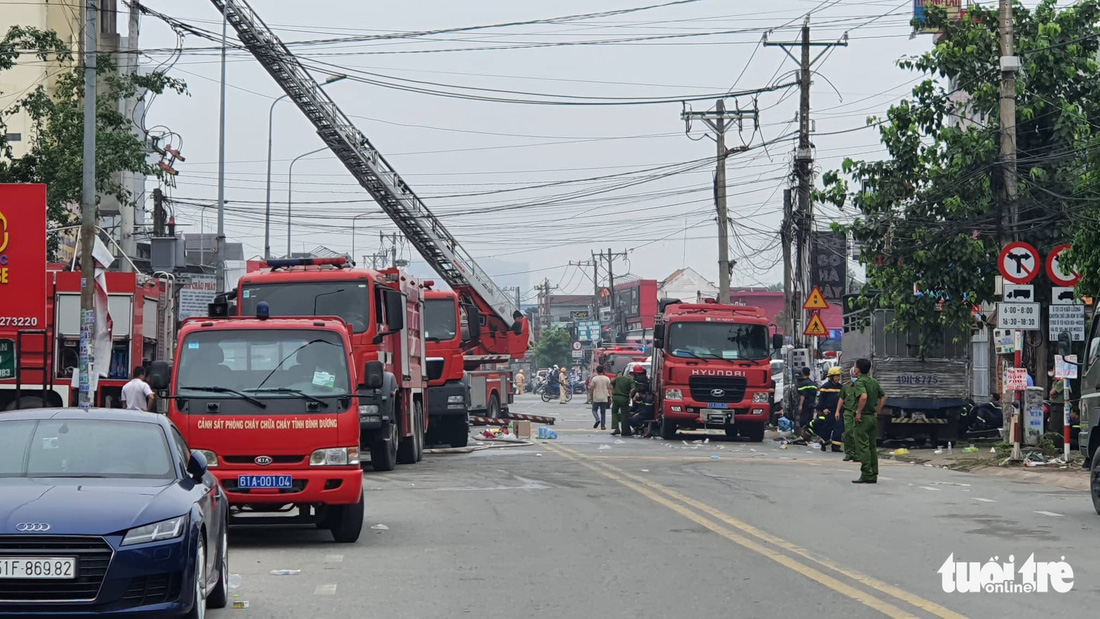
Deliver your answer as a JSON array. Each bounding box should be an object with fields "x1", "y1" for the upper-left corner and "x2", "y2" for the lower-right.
[
  {"x1": 384, "y1": 290, "x2": 405, "y2": 332},
  {"x1": 511, "y1": 314, "x2": 523, "y2": 336},
  {"x1": 363, "y1": 360, "x2": 385, "y2": 389},
  {"x1": 771, "y1": 333, "x2": 784, "y2": 351},
  {"x1": 465, "y1": 303, "x2": 482, "y2": 344},
  {"x1": 652, "y1": 323, "x2": 665, "y2": 349},
  {"x1": 148, "y1": 361, "x2": 171, "y2": 391},
  {"x1": 658, "y1": 298, "x2": 682, "y2": 313}
]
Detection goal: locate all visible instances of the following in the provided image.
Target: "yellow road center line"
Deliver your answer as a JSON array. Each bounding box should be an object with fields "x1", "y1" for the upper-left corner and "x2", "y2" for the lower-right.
[
  {"x1": 552, "y1": 443, "x2": 965, "y2": 619},
  {"x1": 544, "y1": 443, "x2": 919, "y2": 619}
]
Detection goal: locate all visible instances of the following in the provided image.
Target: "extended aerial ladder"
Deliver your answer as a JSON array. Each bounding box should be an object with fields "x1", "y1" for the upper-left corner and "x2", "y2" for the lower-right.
[{"x1": 211, "y1": 0, "x2": 528, "y2": 355}]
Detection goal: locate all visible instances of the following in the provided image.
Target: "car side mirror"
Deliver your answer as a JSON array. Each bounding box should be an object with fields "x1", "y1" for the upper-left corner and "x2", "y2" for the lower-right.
[
  {"x1": 384, "y1": 290, "x2": 405, "y2": 331},
  {"x1": 364, "y1": 360, "x2": 384, "y2": 389},
  {"x1": 772, "y1": 333, "x2": 784, "y2": 351},
  {"x1": 149, "y1": 361, "x2": 171, "y2": 390},
  {"x1": 652, "y1": 324, "x2": 665, "y2": 349},
  {"x1": 426, "y1": 358, "x2": 445, "y2": 382},
  {"x1": 466, "y1": 304, "x2": 482, "y2": 344},
  {"x1": 187, "y1": 450, "x2": 209, "y2": 481}
]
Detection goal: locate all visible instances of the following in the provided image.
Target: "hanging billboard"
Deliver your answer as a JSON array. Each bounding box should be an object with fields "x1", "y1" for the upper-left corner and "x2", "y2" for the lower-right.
[{"x1": 0, "y1": 184, "x2": 48, "y2": 328}]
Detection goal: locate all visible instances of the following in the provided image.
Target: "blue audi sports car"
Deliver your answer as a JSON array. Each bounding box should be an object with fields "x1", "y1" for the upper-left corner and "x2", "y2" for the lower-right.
[{"x1": 0, "y1": 409, "x2": 229, "y2": 617}]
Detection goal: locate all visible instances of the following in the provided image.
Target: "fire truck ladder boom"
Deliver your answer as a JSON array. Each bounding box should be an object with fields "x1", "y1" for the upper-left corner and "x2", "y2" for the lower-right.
[{"x1": 213, "y1": 0, "x2": 520, "y2": 327}]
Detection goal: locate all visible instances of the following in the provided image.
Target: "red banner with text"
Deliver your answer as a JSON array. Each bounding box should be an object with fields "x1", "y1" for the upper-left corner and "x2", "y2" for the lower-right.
[{"x1": 0, "y1": 184, "x2": 48, "y2": 328}]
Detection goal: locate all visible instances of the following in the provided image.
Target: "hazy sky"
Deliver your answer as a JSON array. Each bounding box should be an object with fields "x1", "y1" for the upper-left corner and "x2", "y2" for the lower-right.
[{"x1": 139, "y1": 0, "x2": 948, "y2": 301}]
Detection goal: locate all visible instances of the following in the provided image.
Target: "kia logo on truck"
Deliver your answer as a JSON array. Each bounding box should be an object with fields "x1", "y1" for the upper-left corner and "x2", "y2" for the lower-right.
[
  {"x1": 254, "y1": 456, "x2": 273, "y2": 466},
  {"x1": 691, "y1": 369, "x2": 746, "y2": 377}
]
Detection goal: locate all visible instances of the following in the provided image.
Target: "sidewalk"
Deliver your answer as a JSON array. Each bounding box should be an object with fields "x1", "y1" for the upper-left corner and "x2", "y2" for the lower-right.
[{"x1": 885, "y1": 446, "x2": 1091, "y2": 492}]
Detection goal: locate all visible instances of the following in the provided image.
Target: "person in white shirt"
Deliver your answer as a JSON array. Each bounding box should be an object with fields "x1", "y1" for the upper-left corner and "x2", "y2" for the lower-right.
[
  {"x1": 588, "y1": 365, "x2": 612, "y2": 430},
  {"x1": 121, "y1": 366, "x2": 155, "y2": 412}
]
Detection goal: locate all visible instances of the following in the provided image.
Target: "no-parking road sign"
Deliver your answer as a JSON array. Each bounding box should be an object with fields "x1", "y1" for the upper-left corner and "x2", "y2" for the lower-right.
[{"x1": 998, "y1": 241, "x2": 1040, "y2": 285}]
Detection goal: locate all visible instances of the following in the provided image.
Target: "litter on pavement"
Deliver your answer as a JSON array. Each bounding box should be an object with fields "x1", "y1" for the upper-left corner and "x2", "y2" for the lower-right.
[
  {"x1": 371, "y1": 524, "x2": 389, "y2": 530},
  {"x1": 598, "y1": 444, "x2": 611, "y2": 450},
  {"x1": 270, "y1": 570, "x2": 300, "y2": 576}
]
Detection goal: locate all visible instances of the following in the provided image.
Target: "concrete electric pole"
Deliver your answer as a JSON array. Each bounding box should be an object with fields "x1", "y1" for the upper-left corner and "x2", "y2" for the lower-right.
[{"x1": 77, "y1": 0, "x2": 99, "y2": 409}]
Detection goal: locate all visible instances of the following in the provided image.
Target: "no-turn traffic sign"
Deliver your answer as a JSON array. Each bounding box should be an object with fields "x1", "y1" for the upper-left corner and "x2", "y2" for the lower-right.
[
  {"x1": 571, "y1": 341, "x2": 582, "y2": 351},
  {"x1": 998, "y1": 241, "x2": 1040, "y2": 285},
  {"x1": 1045, "y1": 244, "x2": 1081, "y2": 287}
]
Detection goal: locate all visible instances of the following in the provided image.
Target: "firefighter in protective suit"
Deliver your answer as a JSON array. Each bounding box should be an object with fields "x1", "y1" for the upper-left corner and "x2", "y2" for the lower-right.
[{"x1": 810, "y1": 366, "x2": 844, "y2": 452}]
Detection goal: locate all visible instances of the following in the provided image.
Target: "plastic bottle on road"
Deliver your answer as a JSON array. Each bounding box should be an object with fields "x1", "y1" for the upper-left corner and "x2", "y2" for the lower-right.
[{"x1": 947, "y1": 442, "x2": 953, "y2": 455}]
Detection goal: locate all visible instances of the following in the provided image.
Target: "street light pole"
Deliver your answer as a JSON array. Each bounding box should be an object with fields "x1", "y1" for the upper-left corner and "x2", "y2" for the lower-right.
[
  {"x1": 286, "y1": 146, "x2": 329, "y2": 257},
  {"x1": 264, "y1": 74, "x2": 345, "y2": 260},
  {"x1": 351, "y1": 213, "x2": 372, "y2": 263}
]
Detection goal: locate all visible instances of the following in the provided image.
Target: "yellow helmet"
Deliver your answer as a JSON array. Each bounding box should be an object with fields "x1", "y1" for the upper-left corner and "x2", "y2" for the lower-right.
[{"x1": 827, "y1": 366, "x2": 843, "y2": 377}]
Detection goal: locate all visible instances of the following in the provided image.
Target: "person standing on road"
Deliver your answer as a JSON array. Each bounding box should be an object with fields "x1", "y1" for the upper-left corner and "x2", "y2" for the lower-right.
[
  {"x1": 812, "y1": 367, "x2": 843, "y2": 451},
  {"x1": 836, "y1": 365, "x2": 860, "y2": 463},
  {"x1": 852, "y1": 358, "x2": 887, "y2": 484},
  {"x1": 121, "y1": 366, "x2": 155, "y2": 412},
  {"x1": 559, "y1": 366, "x2": 569, "y2": 404},
  {"x1": 609, "y1": 370, "x2": 636, "y2": 436},
  {"x1": 796, "y1": 367, "x2": 818, "y2": 430},
  {"x1": 589, "y1": 365, "x2": 612, "y2": 430},
  {"x1": 515, "y1": 369, "x2": 526, "y2": 395}
]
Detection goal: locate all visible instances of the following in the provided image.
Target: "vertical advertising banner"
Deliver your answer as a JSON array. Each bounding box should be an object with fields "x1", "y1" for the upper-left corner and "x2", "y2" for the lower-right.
[
  {"x1": 811, "y1": 230, "x2": 847, "y2": 304},
  {"x1": 0, "y1": 184, "x2": 48, "y2": 328}
]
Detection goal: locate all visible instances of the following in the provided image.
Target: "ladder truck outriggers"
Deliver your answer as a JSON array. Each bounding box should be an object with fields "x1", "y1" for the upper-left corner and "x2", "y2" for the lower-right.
[{"x1": 208, "y1": 0, "x2": 532, "y2": 448}]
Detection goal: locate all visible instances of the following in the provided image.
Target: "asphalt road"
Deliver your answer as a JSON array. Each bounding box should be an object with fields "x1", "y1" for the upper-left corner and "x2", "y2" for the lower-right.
[{"x1": 210, "y1": 395, "x2": 1100, "y2": 618}]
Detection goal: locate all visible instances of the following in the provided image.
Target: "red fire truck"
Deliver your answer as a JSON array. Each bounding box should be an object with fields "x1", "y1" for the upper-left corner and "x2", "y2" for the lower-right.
[
  {"x1": 651, "y1": 300, "x2": 782, "y2": 441},
  {"x1": 149, "y1": 314, "x2": 366, "y2": 543},
  {"x1": 0, "y1": 266, "x2": 170, "y2": 410},
  {"x1": 231, "y1": 257, "x2": 429, "y2": 471},
  {"x1": 423, "y1": 288, "x2": 528, "y2": 447}
]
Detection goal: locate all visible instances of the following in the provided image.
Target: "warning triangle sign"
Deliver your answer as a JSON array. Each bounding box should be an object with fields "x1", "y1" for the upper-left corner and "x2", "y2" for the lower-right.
[
  {"x1": 803, "y1": 286, "x2": 830, "y2": 310},
  {"x1": 804, "y1": 311, "x2": 829, "y2": 338}
]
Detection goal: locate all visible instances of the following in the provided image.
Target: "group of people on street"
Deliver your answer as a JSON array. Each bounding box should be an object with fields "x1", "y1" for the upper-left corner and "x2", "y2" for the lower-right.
[
  {"x1": 588, "y1": 364, "x2": 654, "y2": 436},
  {"x1": 796, "y1": 358, "x2": 886, "y2": 484}
]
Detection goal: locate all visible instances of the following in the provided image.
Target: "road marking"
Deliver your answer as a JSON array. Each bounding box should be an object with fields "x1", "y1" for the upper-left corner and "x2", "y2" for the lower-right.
[
  {"x1": 548, "y1": 443, "x2": 965, "y2": 619},
  {"x1": 324, "y1": 554, "x2": 344, "y2": 563},
  {"x1": 973, "y1": 498, "x2": 996, "y2": 503},
  {"x1": 1035, "y1": 510, "x2": 1064, "y2": 517},
  {"x1": 314, "y1": 584, "x2": 337, "y2": 595}
]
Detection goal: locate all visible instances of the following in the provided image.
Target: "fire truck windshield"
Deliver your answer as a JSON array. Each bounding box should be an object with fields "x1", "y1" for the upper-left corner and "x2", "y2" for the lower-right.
[
  {"x1": 240, "y1": 283, "x2": 370, "y2": 333},
  {"x1": 424, "y1": 297, "x2": 457, "y2": 342},
  {"x1": 668, "y1": 322, "x2": 770, "y2": 360},
  {"x1": 176, "y1": 329, "x2": 351, "y2": 407}
]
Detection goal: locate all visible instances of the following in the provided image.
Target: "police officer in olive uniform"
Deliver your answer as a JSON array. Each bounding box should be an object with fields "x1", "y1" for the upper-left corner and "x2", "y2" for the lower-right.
[
  {"x1": 851, "y1": 358, "x2": 887, "y2": 484},
  {"x1": 836, "y1": 366, "x2": 860, "y2": 463}
]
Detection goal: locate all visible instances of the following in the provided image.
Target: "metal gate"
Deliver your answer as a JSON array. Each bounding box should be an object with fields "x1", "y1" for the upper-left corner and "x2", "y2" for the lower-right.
[{"x1": 971, "y1": 328, "x2": 990, "y2": 401}]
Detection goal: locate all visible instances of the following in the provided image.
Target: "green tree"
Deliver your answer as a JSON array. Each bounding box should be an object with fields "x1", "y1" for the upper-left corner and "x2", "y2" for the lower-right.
[
  {"x1": 818, "y1": 1, "x2": 1100, "y2": 338},
  {"x1": 0, "y1": 26, "x2": 187, "y2": 256},
  {"x1": 534, "y1": 327, "x2": 572, "y2": 369}
]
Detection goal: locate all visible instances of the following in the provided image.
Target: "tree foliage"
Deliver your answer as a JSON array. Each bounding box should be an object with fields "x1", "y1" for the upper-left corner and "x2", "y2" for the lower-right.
[
  {"x1": 819, "y1": 1, "x2": 1100, "y2": 336},
  {"x1": 0, "y1": 26, "x2": 186, "y2": 256},
  {"x1": 534, "y1": 327, "x2": 573, "y2": 369}
]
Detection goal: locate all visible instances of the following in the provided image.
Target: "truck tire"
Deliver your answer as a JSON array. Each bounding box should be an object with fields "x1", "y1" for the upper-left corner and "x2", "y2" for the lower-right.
[
  {"x1": 4, "y1": 396, "x2": 44, "y2": 411},
  {"x1": 745, "y1": 422, "x2": 766, "y2": 443},
  {"x1": 330, "y1": 492, "x2": 365, "y2": 543},
  {"x1": 1091, "y1": 448, "x2": 1100, "y2": 516},
  {"x1": 414, "y1": 401, "x2": 425, "y2": 463},
  {"x1": 659, "y1": 416, "x2": 677, "y2": 440},
  {"x1": 449, "y1": 417, "x2": 469, "y2": 448},
  {"x1": 398, "y1": 404, "x2": 419, "y2": 465},
  {"x1": 369, "y1": 422, "x2": 398, "y2": 472},
  {"x1": 724, "y1": 424, "x2": 737, "y2": 439},
  {"x1": 489, "y1": 393, "x2": 502, "y2": 418}
]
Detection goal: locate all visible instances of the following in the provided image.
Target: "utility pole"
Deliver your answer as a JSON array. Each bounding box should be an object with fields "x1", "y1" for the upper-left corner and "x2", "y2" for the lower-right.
[
  {"x1": 215, "y1": 6, "x2": 228, "y2": 291},
  {"x1": 119, "y1": 1, "x2": 140, "y2": 273},
  {"x1": 998, "y1": 0, "x2": 1023, "y2": 460},
  {"x1": 680, "y1": 100, "x2": 759, "y2": 301},
  {"x1": 77, "y1": 0, "x2": 99, "y2": 409},
  {"x1": 765, "y1": 23, "x2": 846, "y2": 347}
]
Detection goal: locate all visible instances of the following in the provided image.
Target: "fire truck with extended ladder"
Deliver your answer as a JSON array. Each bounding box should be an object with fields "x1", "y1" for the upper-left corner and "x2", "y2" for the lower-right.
[{"x1": 206, "y1": 0, "x2": 536, "y2": 450}]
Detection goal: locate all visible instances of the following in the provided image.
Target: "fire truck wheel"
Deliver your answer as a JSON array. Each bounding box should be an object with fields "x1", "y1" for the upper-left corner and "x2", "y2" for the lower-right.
[
  {"x1": 745, "y1": 423, "x2": 766, "y2": 443},
  {"x1": 659, "y1": 416, "x2": 677, "y2": 440},
  {"x1": 330, "y1": 492, "x2": 365, "y2": 543},
  {"x1": 488, "y1": 393, "x2": 502, "y2": 418},
  {"x1": 398, "y1": 407, "x2": 418, "y2": 465},
  {"x1": 3, "y1": 396, "x2": 44, "y2": 411},
  {"x1": 369, "y1": 422, "x2": 398, "y2": 472},
  {"x1": 724, "y1": 424, "x2": 737, "y2": 439},
  {"x1": 449, "y1": 418, "x2": 470, "y2": 448},
  {"x1": 414, "y1": 401, "x2": 425, "y2": 463}
]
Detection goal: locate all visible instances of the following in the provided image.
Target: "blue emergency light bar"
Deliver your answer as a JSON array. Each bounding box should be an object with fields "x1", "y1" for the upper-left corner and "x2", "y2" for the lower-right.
[{"x1": 265, "y1": 257, "x2": 348, "y2": 269}]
